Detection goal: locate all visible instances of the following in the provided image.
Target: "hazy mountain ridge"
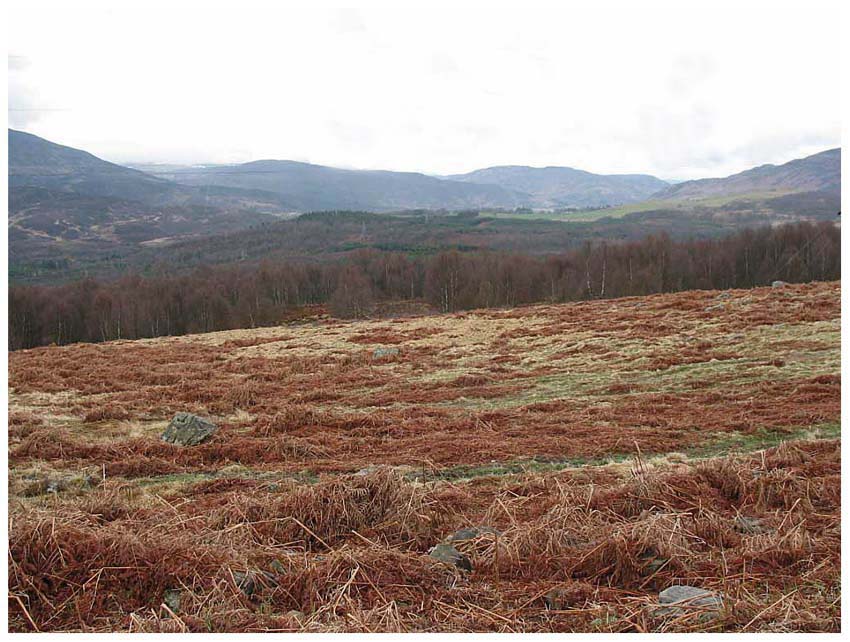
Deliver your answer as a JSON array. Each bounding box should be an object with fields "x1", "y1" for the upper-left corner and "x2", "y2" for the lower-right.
[
  {"x1": 10, "y1": 129, "x2": 184, "y2": 205},
  {"x1": 14, "y1": 128, "x2": 837, "y2": 217},
  {"x1": 9, "y1": 129, "x2": 291, "y2": 210},
  {"x1": 7, "y1": 129, "x2": 841, "y2": 284},
  {"x1": 165, "y1": 160, "x2": 670, "y2": 210},
  {"x1": 447, "y1": 165, "x2": 669, "y2": 208},
  {"x1": 164, "y1": 159, "x2": 533, "y2": 211},
  {"x1": 8, "y1": 130, "x2": 286, "y2": 264},
  {"x1": 657, "y1": 148, "x2": 840, "y2": 200}
]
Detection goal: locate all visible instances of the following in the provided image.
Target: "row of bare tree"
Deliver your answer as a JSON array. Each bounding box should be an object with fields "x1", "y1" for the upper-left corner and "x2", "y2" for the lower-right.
[{"x1": 9, "y1": 221, "x2": 839, "y2": 350}]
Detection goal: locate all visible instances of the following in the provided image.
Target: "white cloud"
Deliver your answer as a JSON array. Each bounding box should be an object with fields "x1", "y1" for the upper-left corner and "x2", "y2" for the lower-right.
[
  {"x1": 7, "y1": 0, "x2": 842, "y2": 179},
  {"x1": 8, "y1": 55, "x2": 43, "y2": 128}
]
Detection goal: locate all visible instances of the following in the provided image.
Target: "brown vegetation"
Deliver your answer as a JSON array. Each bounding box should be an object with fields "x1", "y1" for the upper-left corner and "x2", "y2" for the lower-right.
[
  {"x1": 7, "y1": 280, "x2": 841, "y2": 631},
  {"x1": 8, "y1": 441, "x2": 840, "y2": 632}
]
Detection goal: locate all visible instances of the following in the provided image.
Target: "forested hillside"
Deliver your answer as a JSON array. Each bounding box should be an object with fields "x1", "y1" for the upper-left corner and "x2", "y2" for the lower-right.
[{"x1": 9, "y1": 221, "x2": 838, "y2": 349}]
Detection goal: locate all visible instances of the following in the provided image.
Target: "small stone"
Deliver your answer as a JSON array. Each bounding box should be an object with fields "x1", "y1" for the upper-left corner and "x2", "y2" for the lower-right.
[
  {"x1": 232, "y1": 570, "x2": 278, "y2": 597},
  {"x1": 772, "y1": 280, "x2": 788, "y2": 288},
  {"x1": 734, "y1": 515, "x2": 767, "y2": 534},
  {"x1": 83, "y1": 474, "x2": 100, "y2": 488},
  {"x1": 354, "y1": 465, "x2": 382, "y2": 476},
  {"x1": 372, "y1": 346, "x2": 400, "y2": 360},
  {"x1": 161, "y1": 412, "x2": 218, "y2": 446},
  {"x1": 21, "y1": 472, "x2": 98, "y2": 497},
  {"x1": 589, "y1": 612, "x2": 619, "y2": 627},
  {"x1": 446, "y1": 526, "x2": 499, "y2": 543},
  {"x1": 447, "y1": 528, "x2": 480, "y2": 542},
  {"x1": 429, "y1": 544, "x2": 472, "y2": 571},
  {"x1": 640, "y1": 553, "x2": 669, "y2": 573},
  {"x1": 544, "y1": 588, "x2": 568, "y2": 610},
  {"x1": 659, "y1": 585, "x2": 721, "y2": 606},
  {"x1": 716, "y1": 291, "x2": 733, "y2": 300},
  {"x1": 232, "y1": 571, "x2": 255, "y2": 596},
  {"x1": 162, "y1": 589, "x2": 181, "y2": 615},
  {"x1": 46, "y1": 479, "x2": 65, "y2": 494},
  {"x1": 655, "y1": 585, "x2": 723, "y2": 618}
]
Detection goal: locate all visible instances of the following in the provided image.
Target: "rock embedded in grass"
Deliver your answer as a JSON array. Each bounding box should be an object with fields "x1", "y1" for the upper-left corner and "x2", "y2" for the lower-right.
[
  {"x1": 372, "y1": 346, "x2": 400, "y2": 360},
  {"x1": 655, "y1": 585, "x2": 724, "y2": 618},
  {"x1": 429, "y1": 543, "x2": 472, "y2": 571},
  {"x1": 162, "y1": 589, "x2": 181, "y2": 615},
  {"x1": 446, "y1": 525, "x2": 499, "y2": 543},
  {"x1": 161, "y1": 412, "x2": 218, "y2": 446},
  {"x1": 544, "y1": 587, "x2": 570, "y2": 610},
  {"x1": 354, "y1": 465, "x2": 384, "y2": 476},
  {"x1": 21, "y1": 472, "x2": 98, "y2": 497},
  {"x1": 232, "y1": 569, "x2": 278, "y2": 597},
  {"x1": 639, "y1": 551, "x2": 669, "y2": 574},
  {"x1": 733, "y1": 515, "x2": 767, "y2": 534}
]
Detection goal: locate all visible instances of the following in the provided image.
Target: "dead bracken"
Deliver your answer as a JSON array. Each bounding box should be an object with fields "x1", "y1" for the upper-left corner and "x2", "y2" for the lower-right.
[{"x1": 7, "y1": 282, "x2": 841, "y2": 632}]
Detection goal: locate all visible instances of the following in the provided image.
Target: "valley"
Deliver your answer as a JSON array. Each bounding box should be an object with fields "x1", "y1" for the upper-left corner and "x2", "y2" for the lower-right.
[{"x1": 8, "y1": 129, "x2": 840, "y2": 285}]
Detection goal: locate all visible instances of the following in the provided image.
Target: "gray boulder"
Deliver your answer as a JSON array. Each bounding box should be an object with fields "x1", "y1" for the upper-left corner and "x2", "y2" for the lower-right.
[
  {"x1": 161, "y1": 412, "x2": 218, "y2": 446},
  {"x1": 772, "y1": 280, "x2": 788, "y2": 288},
  {"x1": 429, "y1": 544, "x2": 472, "y2": 571}
]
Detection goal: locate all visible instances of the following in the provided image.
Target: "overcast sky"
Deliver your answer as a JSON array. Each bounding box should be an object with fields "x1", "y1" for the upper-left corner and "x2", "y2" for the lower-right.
[{"x1": 8, "y1": 0, "x2": 842, "y2": 180}]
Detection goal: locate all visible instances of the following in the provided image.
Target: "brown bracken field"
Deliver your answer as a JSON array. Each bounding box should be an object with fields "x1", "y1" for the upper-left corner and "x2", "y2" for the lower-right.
[{"x1": 8, "y1": 281, "x2": 840, "y2": 632}]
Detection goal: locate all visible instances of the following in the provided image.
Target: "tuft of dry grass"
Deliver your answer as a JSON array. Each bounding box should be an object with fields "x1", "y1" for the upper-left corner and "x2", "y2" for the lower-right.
[{"x1": 8, "y1": 440, "x2": 840, "y2": 632}]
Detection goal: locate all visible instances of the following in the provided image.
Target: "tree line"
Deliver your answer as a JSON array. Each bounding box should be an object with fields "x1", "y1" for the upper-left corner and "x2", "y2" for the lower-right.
[{"x1": 8, "y1": 221, "x2": 839, "y2": 350}]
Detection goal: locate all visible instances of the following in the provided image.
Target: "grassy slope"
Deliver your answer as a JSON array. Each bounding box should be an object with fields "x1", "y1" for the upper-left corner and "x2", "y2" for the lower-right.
[{"x1": 478, "y1": 191, "x2": 795, "y2": 222}]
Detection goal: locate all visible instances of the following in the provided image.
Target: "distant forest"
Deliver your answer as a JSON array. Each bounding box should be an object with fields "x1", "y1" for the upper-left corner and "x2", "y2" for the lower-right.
[{"x1": 8, "y1": 221, "x2": 839, "y2": 350}]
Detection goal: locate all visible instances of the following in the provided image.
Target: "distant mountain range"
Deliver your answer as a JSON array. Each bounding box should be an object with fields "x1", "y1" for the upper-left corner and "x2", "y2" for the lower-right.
[
  {"x1": 446, "y1": 166, "x2": 668, "y2": 208},
  {"x1": 10, "y1": 129, "x2": 188, "y2": 205},
  {"x1": 9, "y1": 129, "x2": 290, "y2": 211},
  {"x1": 13, "y1": 128, "x2": 840, "y2": 217},
  {"x1": 154, "y1": 160, "x2": 529, "y2": 211},
  {"x1": 146, "y1": 160, "x2": 672, "y2": 210},
  {"x1": 8, "y1": 130, "x2": 288, "y2": 264},
  {"x1": 658, "y1": 148, "x2": 840, "y2": 200},
  {"x1": 8, "y1": 128, "x2": 841, "y2": 283}
]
